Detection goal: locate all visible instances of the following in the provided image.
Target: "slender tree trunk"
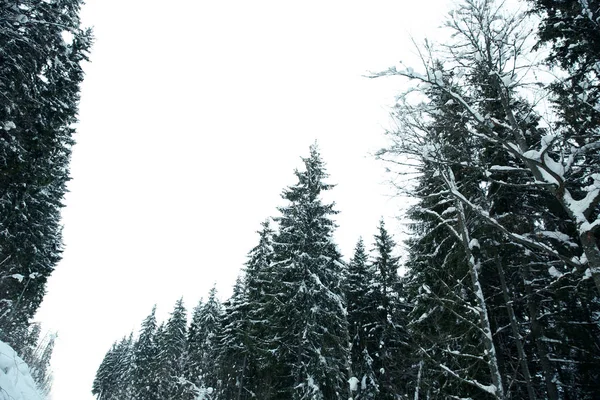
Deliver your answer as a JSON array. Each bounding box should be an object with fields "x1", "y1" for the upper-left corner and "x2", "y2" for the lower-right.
[
  {"x1": 455, "y1": 199, "x2": 505, "y2": 400},
  {"x1": 579, "y1": 230, "x2": 600, "y2": 294},
  {"x1": 495, "y1": 257, "x2": 536, "y2": 400},
  {"x1": 414, "y1": 360, "x2": 424, "y2": 400},
  {"x1": 523, "y1": 266, "x2": 560, "y2": 400},
  {"x1": 236, "y1": 354, "x2": 247, "y2": 400}
]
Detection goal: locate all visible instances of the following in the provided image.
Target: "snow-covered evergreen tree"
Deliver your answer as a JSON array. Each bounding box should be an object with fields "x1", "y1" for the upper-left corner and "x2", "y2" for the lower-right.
[
  {"x1": 158, "y1": 299, "x2": 188, "y2": 400},
  {"x1": 215, "y1": 277, "x2": 252, "y2": 400},
  {"x1": 267, "y1": 144, "x2": 350, "y2": 400},
  {"x1": 529, "y1": 0, "x2": 600, "y2": 146},
  {"x1": 346, "y1": 238, "x2": 379, "y2": 399},
  {"x1": 187, "y1": 286, "x2": 222, "y2": 392},
  {"x1": 92, "y1": 335, "x2": 134, "y2": 400},
  {"x1": 374, "y1": 0, "x2": 600, "y2": 397},
  {"x1": 131, "y1": 307, "x2": 160, "y2": 400},
  {"x1": 0, "y1": 0, "x2": 92, "y2": 343},
  {"x1": 368, "y1": 220, "x2": 408, "y2": 398},
  {"x1": 241, "y1": 220, "x2": 278, "y2": 399}
]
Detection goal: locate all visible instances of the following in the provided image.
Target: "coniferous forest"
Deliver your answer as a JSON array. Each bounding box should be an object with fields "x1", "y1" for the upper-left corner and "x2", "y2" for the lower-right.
[
  {"x1": 0, "y1": 0, "x2": 91, "y2": 399},
  {"x1": 2, "y1": 0, "x2": 600, "y2": 399}
]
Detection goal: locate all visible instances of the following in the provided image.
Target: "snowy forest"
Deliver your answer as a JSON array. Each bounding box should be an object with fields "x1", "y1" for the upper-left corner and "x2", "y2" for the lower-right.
[
  {"x1": 0, "y1": 0, "x2": 91, "y2": 398},
  {"x1": 2, "y1": 0, "x2": 600, "y2": 399}
]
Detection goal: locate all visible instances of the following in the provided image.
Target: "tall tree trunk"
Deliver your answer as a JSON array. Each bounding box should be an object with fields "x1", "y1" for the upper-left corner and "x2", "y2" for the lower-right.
[
  {"x1": 495, "y1": 257, "x2": 536, "y2": 400},
  {"x1": 236, "y1": 355, "x2": 247, "y2": 400},
  {"x1": 455, "y1": 198, "x2": 505, "y2": 400},
  {"x1": 523, "y1": 266, "x2": 560, "y2": 400},
  {"x1": 414, "y1": 360, "x2": 424, "y2": 400}
]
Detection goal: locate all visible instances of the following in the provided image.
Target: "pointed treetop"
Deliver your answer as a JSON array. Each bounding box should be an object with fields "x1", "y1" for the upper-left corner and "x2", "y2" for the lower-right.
[
  {"x1": 374, "y1": 218, "x2": 398, "y2": 254},
  {"x1": 283, "y1": 143, "x2": 335, "y2": 203},
  {"x1": 351, "y1": 237, "x2": 368, "y2": 264}
]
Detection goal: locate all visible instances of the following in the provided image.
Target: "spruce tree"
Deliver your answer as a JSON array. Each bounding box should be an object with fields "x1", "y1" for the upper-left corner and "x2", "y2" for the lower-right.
[
  {"x1": 92, "y1": 341, "x2": 118, "y2": 399},
  {"x1": 187, "y1": 286, "x2": 222, "y2": 392},
  {"x1": 132, "y1": 307, "x2": 160, "y2": 400},
  {"x1": 187, "y1": 299, "x2": 204, "y2": 388},
  {"x1": 0, "y1": 0, "x2": 92, "y2": 342},
  {"x1": 268, "y1": 144, "x2": 350, "y2": 400},
  {"x1": 92, "y1": 335, "x2": 134, "y2": 400},
  {"x1": 153, "y1": 322, "x2": 168, "y2": 398},
  {"x1": 242, "y1": 220, "x2": 277, "y2": 399},
  {"x1": 529, "y1": 0, "x2": 600, "y2": 139},
  {"x1": 346, "y1": 238, "x2": 379, "y2": 399},
  {"x1": 378, "y1": 61, "x2": 507, "y2": 398},
  {"x1": 369, "y1": 220, "x2": 407, "y2": 398},
  {"x1": 374, "y1": 0, "x2": 600, "y2": 396},
  {"x1": 159, "y1": 299, "x2": 188, "y2": 400},
  {"x1": 215, "y1": 277, "x2": 252, "y2": 400}
]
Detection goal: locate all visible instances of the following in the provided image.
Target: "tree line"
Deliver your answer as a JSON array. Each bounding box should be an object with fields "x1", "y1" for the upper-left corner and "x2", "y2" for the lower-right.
[
  {"x1": 0, "y1": 0, "x2": 90, "y2": 396},
  {"x1": 1, "y1": 0, "x2": 598, "y2": 398},
  {"x1": 92, "y1": 145, "x2": 408, "y2": 400},
  {"x1": 93, "y1": 0, "x2": 600, "y2": 398}
]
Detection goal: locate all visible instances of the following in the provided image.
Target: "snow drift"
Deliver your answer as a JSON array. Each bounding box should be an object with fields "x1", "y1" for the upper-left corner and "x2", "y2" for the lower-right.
[{"x1": 0, "y1": 340, "x2": 44, "y2": 400}]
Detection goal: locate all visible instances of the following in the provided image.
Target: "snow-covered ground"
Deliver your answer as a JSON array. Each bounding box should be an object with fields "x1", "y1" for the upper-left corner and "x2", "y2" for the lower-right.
[{"x1": 0, "y1": 340, "x2": 44, "y2": 400}]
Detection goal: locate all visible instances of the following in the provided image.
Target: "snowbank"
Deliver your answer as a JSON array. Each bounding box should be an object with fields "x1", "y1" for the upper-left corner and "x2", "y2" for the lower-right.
[{"x1": 0, "y1": 340, "x2": 44, "y2": 400}]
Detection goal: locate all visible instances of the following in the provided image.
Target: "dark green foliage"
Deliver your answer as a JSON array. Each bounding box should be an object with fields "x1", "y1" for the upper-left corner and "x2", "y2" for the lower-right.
[
  {"x1": 90, "y1": 147, "x2": 415, "y2": 400},
  {"x1": 187, "y1": 286, "x2": 222, "y2": 391},
  {"x1": 530, "y1": 0, "x2": 600, "y2": 138},
  {"x1": 387, "y1": 73, "x2": 495, "y2": 398},
  {"x1": 186, "y1": 300, "x2": 204, "y2": 388},
  {"x1": 89, "y1": 1, "x2": 600, "y2": 399},
  {"x1": 0, "y1": 0, "x2": 92, "y2": 342},
  {"x1": 375, "y1": 1, "x2": 600, "y2": 398},
  {"x1": 158, "y1": 299, "x2": 188, "y2": 400},
  {"x1": 92, "y1": 335, "x2": 134, "y2": 400},
  {"x1": 266, "y1": 144, "x2": 350, "y2": 400},
  {"x1": 131, "y1": 307, "x2": 160, "y2": 400},
  {"x1": 530, "y1": 0, "x2": 600, "y2": 297},
  {"x1": 239, "y1": 220, "x2": 278, "y2": 399},
  {"x1": 346, "y1": 238, "x2": 379, "y2": 399},
  {"x1": 215, "y1": 277, "x2": 251, "y2": 400},
  {"x1": 346, "y1": 225, "x2": 408, "y2": 400},
  {"x1": 369, "y1": 220, "x2": 409, "y2": 398}
]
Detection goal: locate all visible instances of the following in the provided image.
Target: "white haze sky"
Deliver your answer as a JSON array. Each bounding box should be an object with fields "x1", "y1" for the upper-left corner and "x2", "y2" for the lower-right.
[{"x1": 35, "y1": 1, "x2": 451, "y2": 399}]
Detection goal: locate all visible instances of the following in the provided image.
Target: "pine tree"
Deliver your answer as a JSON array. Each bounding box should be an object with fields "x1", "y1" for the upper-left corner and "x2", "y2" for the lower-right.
[
  {"x1": 152, "y1": 322, "x2": 168, "y2": 398},
  {"x1": 346, "y1": 238, "x2": 379, "y2": 399},
  {"x1": 0, "y1": 0, "x2": 92, "y2": 342},
  {"x1": 159, "y1": 299, "x2": 188, "y2": 400},
  {"x1": 527, "y1": 6, "x2": 600, "y2": 395},
  {"x1": 380, "y1": 37, "x2": 526, "y2": 396},
  {"x1": 132, "y1": 306, "x2": 160, "y2": 400},
  {"x1": 92, "y1": 335, "x2": 134, "y2": 400},
  {"x1": 369, "y1": 220, "x2": 408, "y2": 398},
  {"x1": 378, "y1": 70, "x2": 501, "y2": 398},
  {"x1": 215, "y1": 277, "x2": 252, "y2": 400},
  {"x1": 242, "y1": 220, "x2": 277, "y2": 399},
  {"x1": 92, "y1": 342, "x2": 118, "y2": 399},
  {"x1": 267, "y1": 144, "x2": 350, "y2": 400},
  {"x1": 30, "y1": 331, "x2": 55, "y2": 397},
  {"x1": 187, "y1": 299, "x2": 204, "y2": 388},
  {"x1": 187, "y1": 286, "x2": 222, "y2": 392},
  {"x1": 529, "y1": 0, "x2": 600, "y2": 139},
  {"x1": 374, "y1": 0, "x2": 600, "y2": 396}
]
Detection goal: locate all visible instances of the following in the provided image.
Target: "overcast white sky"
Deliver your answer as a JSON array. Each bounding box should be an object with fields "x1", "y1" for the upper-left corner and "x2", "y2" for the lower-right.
[{"x1": 34, "y1": 1, "x2": 451, "y2": 398}]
